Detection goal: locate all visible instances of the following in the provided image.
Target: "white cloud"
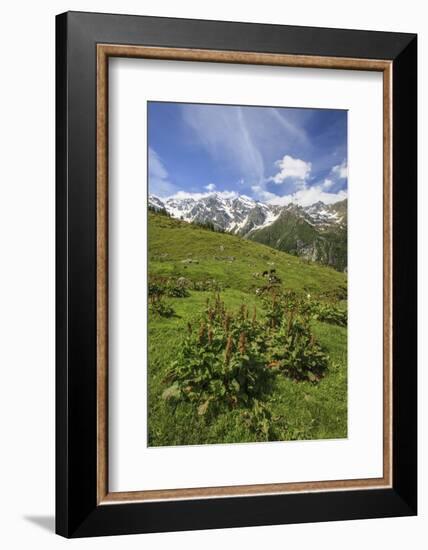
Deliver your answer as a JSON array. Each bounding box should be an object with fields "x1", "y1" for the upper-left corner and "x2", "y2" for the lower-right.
[
  {"x1": 254, "y1": 155, "x2": 347, "y2": 207},
  {"x1": 251, "y1": 185, "x2": 278, "y2": 203},
  {"x1": 322, "y1": 178, "x2": 334, "y2": 189},
  {"x1": 332, "y1": 160, "x2": 348, "y2": 179},
  {"x1": 148, "y1": 148, "x2": 177, "y2": 197},
  {"x1": 267, "y1": 185, "x2": 347, "y2": 207},
  {"x1": 168, "y1": 185, "x2": 346, "y2": 208},
  {"x1": 270, "y1": 155, "x2": 312, "y2": 185},
  {"x1": 205, "y1": 183, "x2": 216, "y2": 191}
]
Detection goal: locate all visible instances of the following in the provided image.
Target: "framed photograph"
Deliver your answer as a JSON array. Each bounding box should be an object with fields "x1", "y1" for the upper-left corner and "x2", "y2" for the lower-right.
[{"x1": 56, "y1": 11, "x2": 417, "y2": 537}]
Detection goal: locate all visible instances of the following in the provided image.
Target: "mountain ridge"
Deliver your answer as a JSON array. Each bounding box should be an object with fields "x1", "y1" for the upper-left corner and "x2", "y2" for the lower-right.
[{"x1": 149, "y1": 193, "x2": 347, "y2": 271}]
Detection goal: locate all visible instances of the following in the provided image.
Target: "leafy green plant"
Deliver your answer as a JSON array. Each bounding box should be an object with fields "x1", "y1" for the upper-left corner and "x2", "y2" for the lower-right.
[
  {"x1": 162, "y1": 290, "x2": 330, "y2": 437},
  {"x1": 240, "y1": 399, "x2": 282, "y2": 441},
  {"x1": 148, "y1": 278, "x2": 166, "y2": 297},
  {"x1": 260, "y1": 287, "x2": 347, "y2": 328},
  {"x1": 267, "y1": 312, "x2": 329, "y2": 382},
  {"x1": 147, "y1": 210, "x2": 348, "y2": 446},
  {"x1": 190, "y1": 278, "x2": 225, "y2": 292},
  {"x1": 319, "y1": 285, "x2": 347, "y2": 301},
  {"x1": 256, "y1": 289, "x2": 330, "y2": 382},
  {"x1": 149, "y1": 294, "x2": 175, "y2": 318},
  {"x1": 148, "y1": 275, "x2": 227, "y2": 297},
  {"x1": 310, "y1": 301, "x2": 347, "y2": 326},
  {"x1": 162, "y1": 295, "x2": 274, "y2": 416},
  {"x1": 165, "y1": 279, "x2": 189, "y2": 298},
  {"x1": 297, "y1": 297, "x2": 347, "y2": 327},
  {"x1": 148, "y1": 276, "x2": 190, "y2": 298}
]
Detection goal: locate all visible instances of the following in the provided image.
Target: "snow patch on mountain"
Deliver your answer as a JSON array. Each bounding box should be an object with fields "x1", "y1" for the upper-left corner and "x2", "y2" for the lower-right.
[{"x1": 149, "y1": 193, "x2": 345, "y2": 235}]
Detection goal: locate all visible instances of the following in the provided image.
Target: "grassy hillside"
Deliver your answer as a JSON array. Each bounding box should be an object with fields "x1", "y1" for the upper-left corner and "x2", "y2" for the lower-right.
[
  {"x1": 248, "y1": 209, "x2": 348, "y2": 272},
  {"x1": 148, "y1": 211, "x2": 347, "y2": 446},
  {"x1": 149, "y1": 211, "x2": 347, "y2": 294}
]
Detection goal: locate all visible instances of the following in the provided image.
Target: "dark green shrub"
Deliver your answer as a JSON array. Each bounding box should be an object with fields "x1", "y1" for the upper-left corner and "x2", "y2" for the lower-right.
[
  {"x1": 260, "y1": 287, "x2": 347, "y2": 328},
  {"x1": 148, "y1": 276, "x2": 189, "y2": 298},
  {"x1": 163, "y1": 296, "x2": 273, "y2": 415},
  {"x1": 189, "y1": 279, "x2": 225, "y2": 292},
  {"x1": 165, "y1": 278, "x2": 189, "y2": 298},
  {"x1": 267, "y1": 312, "x2": 329, "y2": 382},
  {"x1": 162, "y1": 291, "x2": 330, "y2": 427},
  {"x1": 149, "y1": 294, "x2": 175, "y2": 318},
  {"x1": 311, "y1": 302, "x2": 347, "y2": 326}
]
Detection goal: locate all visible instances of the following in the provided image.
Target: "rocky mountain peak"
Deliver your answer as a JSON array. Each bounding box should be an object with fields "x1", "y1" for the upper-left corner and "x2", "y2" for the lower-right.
[{"x1": 149, "y1": 193, "x2": 346, "y2": 235}]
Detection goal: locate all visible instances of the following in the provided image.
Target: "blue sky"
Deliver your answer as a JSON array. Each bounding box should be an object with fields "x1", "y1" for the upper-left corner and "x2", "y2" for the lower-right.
[{"x1": 148, "y1": 102, "x2": 347, "y2": 206}]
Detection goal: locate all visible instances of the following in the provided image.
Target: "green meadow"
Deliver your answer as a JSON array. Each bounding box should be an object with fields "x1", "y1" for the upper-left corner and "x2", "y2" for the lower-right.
[{"x1": 147, "y1": 211, "x2": 347, "y2": 446}]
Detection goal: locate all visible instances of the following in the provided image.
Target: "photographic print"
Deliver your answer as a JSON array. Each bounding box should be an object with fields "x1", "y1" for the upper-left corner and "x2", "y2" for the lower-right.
[
  {"x1": 57, "y1": 14, "x2": 417, "y2": 536},
  {"x1": 148, "y1": 101, "x2": 348, "y2": 447}
]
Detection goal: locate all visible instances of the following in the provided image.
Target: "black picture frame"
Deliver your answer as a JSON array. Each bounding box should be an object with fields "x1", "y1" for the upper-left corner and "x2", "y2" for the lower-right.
[{"x1": 56, "y1": 11, "x2": 417, "y2": 538}]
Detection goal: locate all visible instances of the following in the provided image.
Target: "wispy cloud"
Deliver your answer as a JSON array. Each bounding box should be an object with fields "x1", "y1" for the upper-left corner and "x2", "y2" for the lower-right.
[
  {"x1": 149, "y1": 102, "x2": 347, "y2": 207},
  {"x1": 268, "y1": 108, "x2": 309, "y2": 146},
  {"x1": 148, "y1": 148, "x2": 177, "y2": 197},
  {"x1": 181, "y1": 104, "x2": 264, "y2": 185}
]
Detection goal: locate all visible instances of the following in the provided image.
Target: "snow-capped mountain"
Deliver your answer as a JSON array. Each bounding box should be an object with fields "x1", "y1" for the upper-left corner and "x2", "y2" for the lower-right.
[
  {"x1": 302, "y1": 200, "x2": 346, "y2": 228},
  {"x1": 149, "y1": 192, "x2": 347, "y2": 271},
  {"x1": 148, "y1": 193, "x2": 345, "y2": 236},
  {"x1": 149, "y1": 193, "x2": 278, "y2": 234}
]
